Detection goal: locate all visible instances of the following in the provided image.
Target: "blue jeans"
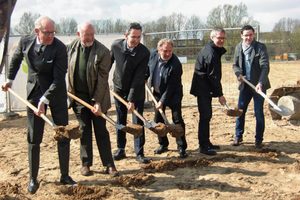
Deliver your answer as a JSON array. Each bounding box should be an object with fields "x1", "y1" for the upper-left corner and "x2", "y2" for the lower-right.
[{"x1": 235, "y1": 84, "x2": 265, "y2": 142}]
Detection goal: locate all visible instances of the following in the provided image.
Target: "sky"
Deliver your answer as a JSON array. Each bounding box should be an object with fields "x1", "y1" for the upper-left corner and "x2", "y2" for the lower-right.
[{"x1": 10, "y1": 0, "x2": 300, "y2": 32}]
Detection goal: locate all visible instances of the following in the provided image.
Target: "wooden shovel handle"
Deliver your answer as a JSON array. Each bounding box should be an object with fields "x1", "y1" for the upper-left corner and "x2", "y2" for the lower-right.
[
  {"x1": 109, "y1": 88, "x2": 146, "y2": 123},
  {"x1": 67, "y1": 92, "x2": 115, "y2": 126},
  {"x1": 145, "y1": 84, "x2": 169, "y2": 124},
  {"x1": 7, "y1": 88, "x2": 56, "y2": 127}
]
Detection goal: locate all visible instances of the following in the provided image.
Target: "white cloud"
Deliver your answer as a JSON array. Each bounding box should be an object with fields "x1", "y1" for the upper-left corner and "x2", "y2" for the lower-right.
[{"x1": 10, "y1": 0, "x2": 300, "y2": 32}]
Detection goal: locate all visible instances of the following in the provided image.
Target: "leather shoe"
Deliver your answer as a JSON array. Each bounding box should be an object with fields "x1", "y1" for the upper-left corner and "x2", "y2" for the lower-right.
[
  {"x1": 208, "y1": 144, "x2": 220, "y2": 150},
  {"x1": 27, "y1": 178, "x2": 39, "y2": 194},
  {"x1": 232, "y1": 138, "x2": 243, "y2": 146},
  {"x1": 154, "y1": 145, "x2": 168, "y2": 154},
  {"x1": 200, "y1": 148, "x2": 217, "y2": 156},
  {"x1": 136, "y1": 155, "x2": 150, "y2": 164},
  {"x1": 113, "y1": 149, "x2": 126, "y2": 161},
  {"x1": 80, "y1": 166, "x2": 93, "y2": 176},
  {"x1": 255, "y1": 141, "x2": 263, "y2": 149},
  {"x1": 179, "y1": 149, "x2": 187, "y2": 158},
  {"x1": 60, "y1": 175, "x2": 78, "y2": 186},
  {"x1": 105, "y1": 166, "x2": 120, "y2": 177}
]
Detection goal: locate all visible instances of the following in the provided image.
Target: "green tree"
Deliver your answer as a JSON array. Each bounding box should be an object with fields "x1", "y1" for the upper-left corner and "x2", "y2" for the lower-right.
[
  {"x1": 13, "y1": 12, "x2": 40, "y2": 34},
  {"x1": 290, "y1": 26, "x2": 300, "y2": 57}
]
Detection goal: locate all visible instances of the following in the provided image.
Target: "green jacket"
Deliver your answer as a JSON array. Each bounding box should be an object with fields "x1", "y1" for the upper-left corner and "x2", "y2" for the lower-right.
[{"x1": 67, "y1": 38, "x2": 111, "y2": 113}]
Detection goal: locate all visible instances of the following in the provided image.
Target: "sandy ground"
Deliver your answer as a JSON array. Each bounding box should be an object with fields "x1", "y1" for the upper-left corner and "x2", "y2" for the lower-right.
[{"x1": 0, "y1": 62, "x2": 300, "y2": 200}]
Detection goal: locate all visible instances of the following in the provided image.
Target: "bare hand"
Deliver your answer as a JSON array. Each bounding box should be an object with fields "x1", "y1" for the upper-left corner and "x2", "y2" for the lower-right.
[
  {"x1": 256, "y1": 83, "x2": 263, "y2": 92},
  {"x1": 127, "y1": 102, "x2": 135, "y2": 111},
  {"x1": 237, "y1": 75, "x2": 246, "y2": 82},
  {"x1": 34, "y1": 101, "x2": 45, "y2": 117},
  {"x1": 155, "y1": 101, "x2": 163, "y2": 110},
  {"x1": 218, "y1": 95, "x2": 226, "y2": 105},
  {"x1": 1, "y1": 82, "x2": 12, "y2": 92},
  {"x1": 92, "y1": 102, "x2": 101, "y2": 116}
]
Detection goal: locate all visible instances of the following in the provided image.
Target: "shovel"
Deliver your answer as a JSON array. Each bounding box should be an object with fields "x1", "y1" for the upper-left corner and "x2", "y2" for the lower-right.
[
  {"x1": 7, "y1": 88, "x2": 82, "y2": 140},
  {"x1": 67, "y1": 92, "x2": 143, "y2": 137},
  {"x1": 242, "y1": 77, "x2": 294, "y2": 116},
  {"x1": 223, "y1": 102, "x2": 243, "y2": 117},
  {"x1": 109, "y1": 88, "x2": 168, "y2": 137},
  {"x1": 145, "y1": 84, "x2": 184, "y2": 138}
]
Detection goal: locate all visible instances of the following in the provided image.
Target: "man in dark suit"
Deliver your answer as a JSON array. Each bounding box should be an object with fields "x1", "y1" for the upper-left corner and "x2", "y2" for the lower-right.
[
  {"x1": 145, "y1": 38, "x2": 187, "y2": 158},
  {"x1": 67, "y1": 22, "x2": 119, "y2": 177},
  {"x1": 1, "y1": 16, "x2": 76, "y2": 194},
  {"x1": 110, "y1": 22, "x2": 150, "y2": 164},
  {"x1": 190, "y1": 27, "x2": 227, "y2": 156},
  {"x1": 231, "y1": 25, "x2": 270, "y2": 148}
]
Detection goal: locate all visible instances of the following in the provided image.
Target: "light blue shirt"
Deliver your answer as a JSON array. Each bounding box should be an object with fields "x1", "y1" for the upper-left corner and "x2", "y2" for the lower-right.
[{"x1": 152, "y1": 58, "x2": 167, "y2": 93}]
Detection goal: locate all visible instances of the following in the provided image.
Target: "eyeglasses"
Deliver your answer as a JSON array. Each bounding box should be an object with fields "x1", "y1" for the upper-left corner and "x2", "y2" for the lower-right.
[
  {"x1": 39, "y1": 29, "x2": 55, "y2": 36},
  {"x1": 242, "y1": 34, "x2": 254, "y2": 38},
  {"x1": 214, "y1": 36, "x2": 226, "y2": 40},
  {"x1": 81, "y1": 34, "x2": 94, "y2": 38}
]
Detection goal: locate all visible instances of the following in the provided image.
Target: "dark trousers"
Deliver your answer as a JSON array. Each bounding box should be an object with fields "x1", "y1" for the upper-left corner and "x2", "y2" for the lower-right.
[
  {"x1": 27, "y1": 92, "x2": 70, "y2": 179},
  {"x1": 114, "y1": 97, "x2": 145, "y2": 156},
  {"x1": 197, "y1": 95, "x2": 213, "y2": 149},
  {"x1": 235, "y1": 84, "x2": 265, "y2": 142},
  {"x1": 153, "y1": 92, "x2": 187, "y2": 150},
  {"x1": 72, "y1": 93, "x2": 115, "y2": 167}
]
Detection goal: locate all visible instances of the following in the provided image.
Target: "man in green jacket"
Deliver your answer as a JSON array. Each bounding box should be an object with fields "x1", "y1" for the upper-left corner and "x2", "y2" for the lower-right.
[{"x1": 67, "y1": 22, "x2": 119, "y2": 177}]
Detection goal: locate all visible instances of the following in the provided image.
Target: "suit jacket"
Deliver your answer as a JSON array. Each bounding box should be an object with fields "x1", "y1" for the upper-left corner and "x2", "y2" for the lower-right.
[
  {"x1": 146, "y1": 49, "x2": 183, "y2": 106},
  {"x1": 190, "y1": 39, "x2": 226, "y2": 97},
  {"x1": 111, "y1": 39, "x2": 150, "y2": 102},
  {"x1": 8, "y1": 34, "x2": 68, "y2": 103},
  {"x1": 232, "y1": 38, "x2": 270, "y2": 91},
  {"x1": 67, "y1": 38, "x2": 111, "y2": 113}
]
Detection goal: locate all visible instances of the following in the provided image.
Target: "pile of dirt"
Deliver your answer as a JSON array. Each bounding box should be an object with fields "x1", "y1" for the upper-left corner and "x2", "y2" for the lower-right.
[
  {"x1": 58, "y1": 185, "x2": 109, "y2": 200},
  {"x1": 114, "y1": 173, "x2": 155, "y2": 188},
  {"x1": 143, "y1": 159, "x2": 213, "y2": 172}
]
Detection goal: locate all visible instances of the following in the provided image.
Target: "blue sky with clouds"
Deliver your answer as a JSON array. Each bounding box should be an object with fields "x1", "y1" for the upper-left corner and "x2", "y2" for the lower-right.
[{"x1": 10, "y1": 0, "x2": 300, "y2": 32}]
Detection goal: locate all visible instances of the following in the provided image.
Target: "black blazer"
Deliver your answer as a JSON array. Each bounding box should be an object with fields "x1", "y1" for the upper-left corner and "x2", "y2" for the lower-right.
[
  {"x1": 8, "y1": 34, "x2": 68, "y2": 102},
  {"x1": 146, "y1": 49, "x2": 183, "y2": 106},
  {"x1": 111, "y1": 39, "x2": 150, "y2": 102}
]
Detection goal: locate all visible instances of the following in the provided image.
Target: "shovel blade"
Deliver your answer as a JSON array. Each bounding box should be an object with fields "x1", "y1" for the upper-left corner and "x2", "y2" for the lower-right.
[{"x1": 270, "y1": 105, "x2": 295, "y2": 116}]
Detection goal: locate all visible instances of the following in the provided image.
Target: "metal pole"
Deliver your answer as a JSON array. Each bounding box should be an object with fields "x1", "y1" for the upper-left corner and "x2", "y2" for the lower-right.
[{"x1": 4, "y1": 54, "x2": 11, "y2": 113}]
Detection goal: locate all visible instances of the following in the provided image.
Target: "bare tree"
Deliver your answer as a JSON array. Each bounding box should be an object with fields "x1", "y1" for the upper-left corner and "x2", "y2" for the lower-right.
[
  {"x1": 13, "y1": 12, "x2": 40, "y2": 35},
  {"x1": 206, "y1": 3, "x2": 257, "y2": 28},
  {"x1": 58, "y1": 17, "x2": 77, "y2": 34},
  {"x1": 273, "y1": 17, "x2": 300, "y2": 32}
]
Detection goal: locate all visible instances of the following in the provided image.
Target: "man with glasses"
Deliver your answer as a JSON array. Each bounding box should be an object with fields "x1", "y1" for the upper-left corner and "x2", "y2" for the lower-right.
[
  {"x1": 231, "y1": 25, "x2": 270, "y2": 149},
  {"x1": 67, "y1": 22, "x2": 119, "y2": 177},
  {"x1": 1, "y1": 16, "x2": 76, "y2": 194},
  {"x1": 110, "y1": 22, "x2": 150, "y2": 164},
  {"x1": 190, "y1": 27, "x2": 227, "y2": 155}
]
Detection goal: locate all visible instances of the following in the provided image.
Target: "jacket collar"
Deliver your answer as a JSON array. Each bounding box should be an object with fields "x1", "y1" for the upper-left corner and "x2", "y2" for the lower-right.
[{"x1": 208, "y1": 39, "x2": 227, "y2": 55}]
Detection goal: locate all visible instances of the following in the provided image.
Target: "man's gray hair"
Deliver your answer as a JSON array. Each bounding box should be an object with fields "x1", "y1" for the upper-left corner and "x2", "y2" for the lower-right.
[
  {"x1": 77, "y1": 22, "x2": 94, "y2": 34},
  {"x1": 34, "y1": 16, "x2": 55, "y2": 29},
  {"x1": 210, "y1": 27, "x2": 225, "y2": 38},
  {"x1": 157, "y1": 38, "x2": 174, "y2": 49}
]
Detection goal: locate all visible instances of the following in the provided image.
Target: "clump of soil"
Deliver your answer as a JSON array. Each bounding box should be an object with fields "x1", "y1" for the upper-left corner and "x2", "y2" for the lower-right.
[
  {"x1": 143, "y1": 159, "x2": 213, "y2": 173},
  {"x1": 114, "y1": 173, "x2": 155, "y2": 188},
  {"x1": 0, "y1": 181, "x2": 23, "y2": 199},
  {"x1": 250, "y1": 148, "x2": 280, "y2": 159},
  {"x1": 168, "y1": 123, "x2": 184, "y2": 138},
  {"x1": 58, "y1": 185, "x2": 109, "y2": 200},
  {"x1": 149, "y1": 122, "x2": 168, "y2": 137},
  {"x1": 54, "y1": 125, "x2": 82, "y2": 140},
  {"x1": 121, "y1": 123, "x2": 143, "y2": 136}
]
